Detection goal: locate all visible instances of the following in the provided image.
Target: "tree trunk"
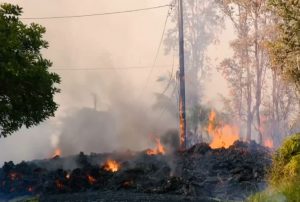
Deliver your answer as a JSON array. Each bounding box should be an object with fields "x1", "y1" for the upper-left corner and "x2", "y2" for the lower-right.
[{"x1": 254, "y1": 4, "x2": 262, "y2": 144}]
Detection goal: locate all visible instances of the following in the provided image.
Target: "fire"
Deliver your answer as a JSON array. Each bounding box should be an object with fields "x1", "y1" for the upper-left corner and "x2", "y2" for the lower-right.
[
  {"x1": 264, "y1": 139, "x2": 273, "y2": 148},
  {"x1": 103, "y1": 159, "x2": 120, "y2": 172},
  {"x1": 55, "y1": 180, "x2": 63, "y2": 189},
  {"x1": 146, "y1": 138, "x2": 166, "y2": 155},
  {"x1": 207, "y1": 111, "x2": 239, "y2": 149},
  {"x1": 9, "y1": 172, "x2": 18, "y2": 181},
  {"x1": 87, "y1": 175, "x2": 96, "y2": 185},
  {"x1": 9, "y1": 172, "x2": 21, "y2": 181},
  {"x1": 52, "y1": 148, "x2": 62, "y2": 158},
  {"x1": 28, "y1": 186, "x2": 33, "y2": 192}
]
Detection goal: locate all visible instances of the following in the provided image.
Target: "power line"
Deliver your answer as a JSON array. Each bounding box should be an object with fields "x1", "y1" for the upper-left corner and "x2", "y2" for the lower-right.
[
  {"x1": 50, "y1": 65, "x2": 173, "y2": 71},
  {"x1": 20, "y1": 4, "x2": 171, "y2": 20},
  {"x1": 137, "y1": 5, "x2": 172, "y2": 98},
  {"x1": 160, "y1": 52, "x2": 176, "y2": 95}
]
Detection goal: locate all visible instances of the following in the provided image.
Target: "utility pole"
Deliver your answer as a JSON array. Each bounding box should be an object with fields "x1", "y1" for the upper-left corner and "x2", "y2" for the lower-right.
[{"x1": 178, "y1": 0, "x2": 187, "y2": 150}]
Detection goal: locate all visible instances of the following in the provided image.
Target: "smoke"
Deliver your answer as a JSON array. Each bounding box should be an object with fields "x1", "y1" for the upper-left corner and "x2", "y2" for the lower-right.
[
  {"x1": 57, "y1": 67, "x2": 178, "y2": 155},
  {"x1": 0, "y1": 0, "x2": 231, "y2": 164}
]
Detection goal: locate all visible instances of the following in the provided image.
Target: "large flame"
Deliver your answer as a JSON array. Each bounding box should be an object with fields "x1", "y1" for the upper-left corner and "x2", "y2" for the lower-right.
[
  {"x1": 52, "y1": 148, "x2": 62, "y2": 158},
  {"x1": 103, "y1": 159, "x2": 120, "y2": 172},
  {"x1": 208, "y1": 111, "x2": 239, "y2": 149},
  {"x1": 146, "y1": 138, "x2": 166, "y2": 155}
]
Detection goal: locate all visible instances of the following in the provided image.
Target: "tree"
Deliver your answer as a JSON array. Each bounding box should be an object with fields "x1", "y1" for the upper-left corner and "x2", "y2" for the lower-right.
[
  {"x1": 0, "y1": 4, "x2": 60, "y2": 137},
  {"x1": 164, "y1": 0, "x2": 223, "y2": 142},
  {"x1": 268, "y1": 0, "x2": 300, "y2": 90},
  {"x1": 219, "y1": 0, "x2": 298, "y2": 145}
]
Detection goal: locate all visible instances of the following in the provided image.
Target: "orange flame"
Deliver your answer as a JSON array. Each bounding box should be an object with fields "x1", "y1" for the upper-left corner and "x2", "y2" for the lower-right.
[
  {"x1": 87, "y1": 175, "x2": 96, "y2": 184},
  {"x1": 103, "y1": 159, "x2": 120, "y2": 172},
  {"x1": 264, "y1": 139, "x2": 273, "y2": 148},
  {"x1": 146, "y1": 138, "x2": 166, "y2": 155},
  {"x1": 52, "y1": 148, "x2": 62, "y2": 158},
  {"x1": 208, "y1": 111, "x2": 239, "y2": 149}
]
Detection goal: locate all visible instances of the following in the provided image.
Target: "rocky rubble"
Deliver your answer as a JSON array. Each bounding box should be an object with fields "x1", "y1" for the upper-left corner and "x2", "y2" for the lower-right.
[{"x1": 0, "y1": 141, "x2": 271, "y2": 201}]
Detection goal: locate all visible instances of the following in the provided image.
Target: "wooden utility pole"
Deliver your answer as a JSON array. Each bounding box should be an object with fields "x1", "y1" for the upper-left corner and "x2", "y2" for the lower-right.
[{"x1": 178, "y1": 0, "x2": 187, "y2": 150}]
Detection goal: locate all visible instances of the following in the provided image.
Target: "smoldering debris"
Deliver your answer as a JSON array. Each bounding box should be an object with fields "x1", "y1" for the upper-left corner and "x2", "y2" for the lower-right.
[{"x1": 0, "y1": 141, "x2": 271, "y2": 201}]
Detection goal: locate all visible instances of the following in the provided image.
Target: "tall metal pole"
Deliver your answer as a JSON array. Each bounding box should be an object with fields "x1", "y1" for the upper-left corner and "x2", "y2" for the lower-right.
[{"x1": 178, "y1": 0, "x2": 187, "y2": 150}]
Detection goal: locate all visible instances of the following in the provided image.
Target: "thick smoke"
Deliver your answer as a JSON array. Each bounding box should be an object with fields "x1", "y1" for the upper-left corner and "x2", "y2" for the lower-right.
[
  {"x1": 0, "y1": 0, "x2": 231, "y2": 164},
  {"x1": 57, "y1": 63, "x2": 178, "y2": 155}
]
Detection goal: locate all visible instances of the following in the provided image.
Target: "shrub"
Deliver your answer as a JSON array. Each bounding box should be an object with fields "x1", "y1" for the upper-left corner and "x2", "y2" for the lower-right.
[{"x1": 248, "y1": 133, "x2": 300, "y2": 202}]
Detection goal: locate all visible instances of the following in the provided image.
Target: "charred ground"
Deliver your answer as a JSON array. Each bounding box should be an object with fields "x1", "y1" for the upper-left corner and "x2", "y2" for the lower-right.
[{"x1": 0, "y1": 141, "x2": 271, "y2": 202}]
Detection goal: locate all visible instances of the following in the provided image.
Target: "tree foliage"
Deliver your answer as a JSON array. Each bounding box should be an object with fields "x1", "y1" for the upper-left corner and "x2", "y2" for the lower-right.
[
  {"x1": 218, "y1": 0, "x2": 298, "y2": 145},
  {"x1": 0, "y1": 4, "x2": 60, "y2": 137},
  {"x1": 268, "y1": 0, "x2": 300, "y2": 89},
  {"x1": 270, "y1": 133, "x2": 300, "y2": 185}
]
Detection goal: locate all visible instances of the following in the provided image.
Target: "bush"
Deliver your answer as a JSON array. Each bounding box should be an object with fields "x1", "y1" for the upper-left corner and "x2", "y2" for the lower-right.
[
  {"x1": 248, "y1": 133, "x2": 300, "y2": 202},
  {"x1": 270, "y1": 133, "x2": 300, "y2": 186}
]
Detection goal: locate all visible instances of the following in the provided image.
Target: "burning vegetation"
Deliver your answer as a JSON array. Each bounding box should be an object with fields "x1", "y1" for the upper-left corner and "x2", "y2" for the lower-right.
[
  {"x1": 207, "y1": 111, "x2": 240, "y2": 149},
  {"x1": 0, "y1": 141, "x2": 272, "y2": 201},
  {"x1": 102, "y1": 159, "x2": 121, "y2": 172},
  {"x1": 52, "y1": 148, "x2": 62, "y2": 158},
  {"x1": 146, "y1": 138, "x2": 166, "y2": 155}
]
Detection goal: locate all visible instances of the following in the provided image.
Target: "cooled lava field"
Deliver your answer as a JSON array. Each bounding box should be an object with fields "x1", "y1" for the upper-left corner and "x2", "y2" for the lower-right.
[{"x1": 0, "y1": 141, "x2": 271, "y2": 202}]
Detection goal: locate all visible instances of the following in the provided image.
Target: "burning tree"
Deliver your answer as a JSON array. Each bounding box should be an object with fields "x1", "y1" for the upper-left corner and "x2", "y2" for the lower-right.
[
  {"x1": 163, "y1": 0, "x2": 223, "y2": 144},
  {"x1": 218, "y1": 0, "x2": 299, "y2": 145}
]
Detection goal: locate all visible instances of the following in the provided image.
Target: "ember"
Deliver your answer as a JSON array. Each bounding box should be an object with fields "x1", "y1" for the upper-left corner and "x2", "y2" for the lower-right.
[
  {"x1": 28, "y1": 186, "x2": 33, "y2": 192},
  {"x1": 0, "y1": 141, "x2": 271, "y2": 201},
  {"x1": 9, "y1": 172, "x2": 18, "y2": 181},
  {"x1": 65, "y1": 173, "x2": 70, "y2": 179},
  {"x1": 87, "y1": 175, "x2": 96, "y2": 185},
  {"x1": 55, "y1": 180, "x2": 64, "y2": 190},
  {"x1": 208, "y1": 111, "x2": 239, "y2": 149},
  {"x1": 146, "y1": 138, "x2": 166, "y2": 155},
  {"x1": 102, "y1": 159, "x2": 120, "y2": 172}
]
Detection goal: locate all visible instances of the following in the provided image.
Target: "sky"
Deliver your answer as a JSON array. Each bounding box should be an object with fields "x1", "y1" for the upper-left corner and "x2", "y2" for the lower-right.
[{"x1": 0, "y1": 0, "x2": 235, "y2": 164}]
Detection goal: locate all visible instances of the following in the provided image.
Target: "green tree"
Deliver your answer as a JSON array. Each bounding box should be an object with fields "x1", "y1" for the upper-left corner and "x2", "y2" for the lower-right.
[
  {"x1": 268, "y1": 0, "x2": 300, "y2": 89},
  {"x1": 0, "y1": 4, "x2": 60, "y2": 137}
]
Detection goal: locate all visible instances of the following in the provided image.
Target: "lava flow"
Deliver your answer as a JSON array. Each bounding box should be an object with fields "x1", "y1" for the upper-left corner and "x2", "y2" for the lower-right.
[
  {"x1": 208, "y1": 111, "x2": 239, "y2": 149},
  {"x1": 102, "y1": 159, "x2": 120, "y2": 172},
  {"x1": 146, "y1": 138, "x2": 166, "y2": 155}
]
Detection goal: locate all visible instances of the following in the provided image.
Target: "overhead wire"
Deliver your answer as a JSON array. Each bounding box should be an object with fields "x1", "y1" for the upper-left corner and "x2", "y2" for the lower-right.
[
  {"x1": 21, "y1": 2, "x2": 178, "y2": 122},
  {"x1": 136, "y1": 4, "x2": 173, "y2": 99},
  {"x1": 50, "y1": 65, "x2": 173, "y2": 71},
  {"x1": 155, "y1": 76, "x2": 179, "y2": 124},
  {"x1": 20, "y1": 4, "x2": 172, "y2": 20},
  {"x1": 160, "y1": 52, "x2": 176, "y2": 95}
]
